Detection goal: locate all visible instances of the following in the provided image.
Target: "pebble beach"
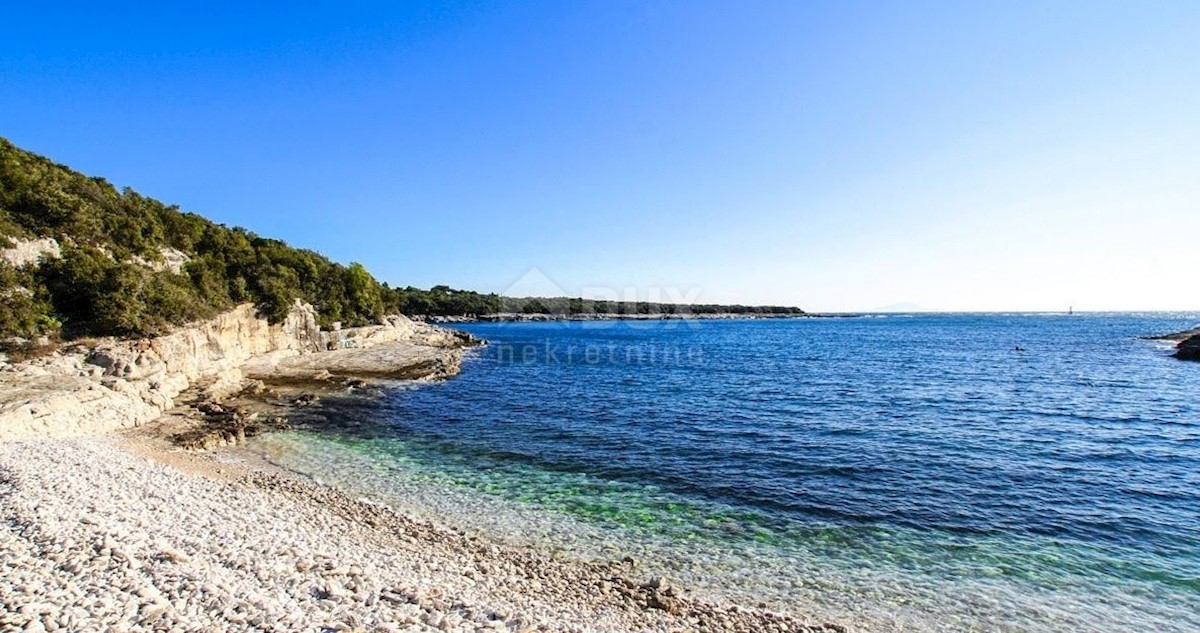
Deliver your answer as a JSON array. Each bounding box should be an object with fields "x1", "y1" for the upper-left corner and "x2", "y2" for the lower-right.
[{"x1": 0, "y1": 434, "x2": 841, "y2": 633}]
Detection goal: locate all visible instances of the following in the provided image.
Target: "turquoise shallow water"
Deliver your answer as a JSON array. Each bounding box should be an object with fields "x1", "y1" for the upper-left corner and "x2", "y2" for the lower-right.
[{"x1": 248, "y1": 313, "x2": 1200, "y2": 631}]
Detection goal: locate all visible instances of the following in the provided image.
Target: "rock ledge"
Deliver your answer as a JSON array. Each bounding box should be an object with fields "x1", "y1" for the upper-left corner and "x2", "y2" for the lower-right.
[{"x1": 0, "y1": 302, "x2": 477, "y2": 441}]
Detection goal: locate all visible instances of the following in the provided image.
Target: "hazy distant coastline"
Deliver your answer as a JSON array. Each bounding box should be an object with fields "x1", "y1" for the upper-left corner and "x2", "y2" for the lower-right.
[{"x1": 424, "y1": 311, "x2": 856, "y2": 324}]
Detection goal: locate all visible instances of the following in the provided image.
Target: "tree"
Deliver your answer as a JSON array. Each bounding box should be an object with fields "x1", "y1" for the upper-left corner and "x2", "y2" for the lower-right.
[
  {"x1": 345, "y1": 262, "x2": 382, "y2": 325},
  {"x1": 0, "y1": 263, "x2": 56, "y2": 339}
]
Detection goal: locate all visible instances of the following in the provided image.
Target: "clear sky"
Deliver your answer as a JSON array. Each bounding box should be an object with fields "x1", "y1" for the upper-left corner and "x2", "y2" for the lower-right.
[{"x1": 2, "y1": 1, "x2": 1198, "y2": 311}]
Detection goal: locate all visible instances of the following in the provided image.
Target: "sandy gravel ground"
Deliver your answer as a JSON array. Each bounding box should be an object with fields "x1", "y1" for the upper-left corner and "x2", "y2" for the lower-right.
[{"x1": 0, "y1": 434, "x2": 843, "y2": 633}]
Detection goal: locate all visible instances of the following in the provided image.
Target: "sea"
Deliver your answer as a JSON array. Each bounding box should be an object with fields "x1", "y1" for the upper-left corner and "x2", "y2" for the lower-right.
[{"x1": 246, "y1": 313, "x2": 1200, "y2": 632}]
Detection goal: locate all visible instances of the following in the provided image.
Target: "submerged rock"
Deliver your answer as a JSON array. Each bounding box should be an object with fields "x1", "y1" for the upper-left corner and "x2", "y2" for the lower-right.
[{"x1": 169, "y1": 397, "x2": 291, "y2": 451}]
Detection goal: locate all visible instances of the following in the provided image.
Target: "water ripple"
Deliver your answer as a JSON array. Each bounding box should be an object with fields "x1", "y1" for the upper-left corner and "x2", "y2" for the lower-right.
[{"x1": 249, "y1": 314, "x2": 1200, "y2": 632}]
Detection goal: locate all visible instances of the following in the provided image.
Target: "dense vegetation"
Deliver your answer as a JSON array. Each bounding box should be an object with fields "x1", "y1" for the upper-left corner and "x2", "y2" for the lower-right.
[
  {"x1": 0, "y1": 137, "x2": 801, "y2": 343},
  {"x1": 0, "y1": 137, "x2": 503, "y2": 340}
]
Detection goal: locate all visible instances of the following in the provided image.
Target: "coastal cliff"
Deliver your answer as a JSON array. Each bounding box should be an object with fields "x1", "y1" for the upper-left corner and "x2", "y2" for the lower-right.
[{"x1": 0, "y1": 301, "x2": 475, "y2": 441}]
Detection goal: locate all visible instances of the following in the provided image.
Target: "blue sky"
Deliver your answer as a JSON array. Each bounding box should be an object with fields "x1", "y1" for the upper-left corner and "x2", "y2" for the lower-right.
[{"x1": 2, "y1": 1, "x2": 1198, "y2": 311}]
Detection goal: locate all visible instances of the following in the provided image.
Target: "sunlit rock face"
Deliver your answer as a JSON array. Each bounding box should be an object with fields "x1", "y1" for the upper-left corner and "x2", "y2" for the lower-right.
[{"x1": 0, "y1": 301, "x2": 471, "y2": 440}]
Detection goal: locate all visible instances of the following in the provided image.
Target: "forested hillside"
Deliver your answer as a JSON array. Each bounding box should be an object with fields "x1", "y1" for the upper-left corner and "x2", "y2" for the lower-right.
[
  {"x1": 491, "y1": 296, "x2": 805, "y2": 317},
  {"x1": 0, "y1": 137, "x2": 501, "y2": 341},
  {"x1": 0, "y1": 137, "x2": 803, "y2": 344}
]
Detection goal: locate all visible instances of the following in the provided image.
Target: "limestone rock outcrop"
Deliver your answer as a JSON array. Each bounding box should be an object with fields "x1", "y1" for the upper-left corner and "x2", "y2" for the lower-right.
[
  {"x1": 1175, "y1": 334, "x2": 1200, "y2": 361},
  {"x1": 0, "y1": 301, "x2": 474, "y2": 441},
  {"x1": 1, "y1": 236, "x2": 61, "y2": 267},
  {"x1": 130, "y1": 247, "x2": 192, "y2": 274},
  {"x1": 1145, "y1": 327, "x2": 1200, "y2": 361}
]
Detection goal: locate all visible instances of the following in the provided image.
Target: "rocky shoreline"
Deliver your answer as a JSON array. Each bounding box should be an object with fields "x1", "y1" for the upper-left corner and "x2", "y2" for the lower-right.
[
  {"x1": 1145, "y1": 327, "x2": 1200, "y2": 361},
  {"x1": 0, "y1": 303, "x2": 847, "y2": 632},
  {"x1": 0, "y1": 301, "x2": 479, "y2": 442}
]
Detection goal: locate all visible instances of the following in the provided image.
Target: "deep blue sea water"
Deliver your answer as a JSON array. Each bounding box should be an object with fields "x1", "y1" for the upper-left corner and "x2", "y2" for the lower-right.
[{"x1": 248, "y1": 314, "x2": 1200, "y2": 631}]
